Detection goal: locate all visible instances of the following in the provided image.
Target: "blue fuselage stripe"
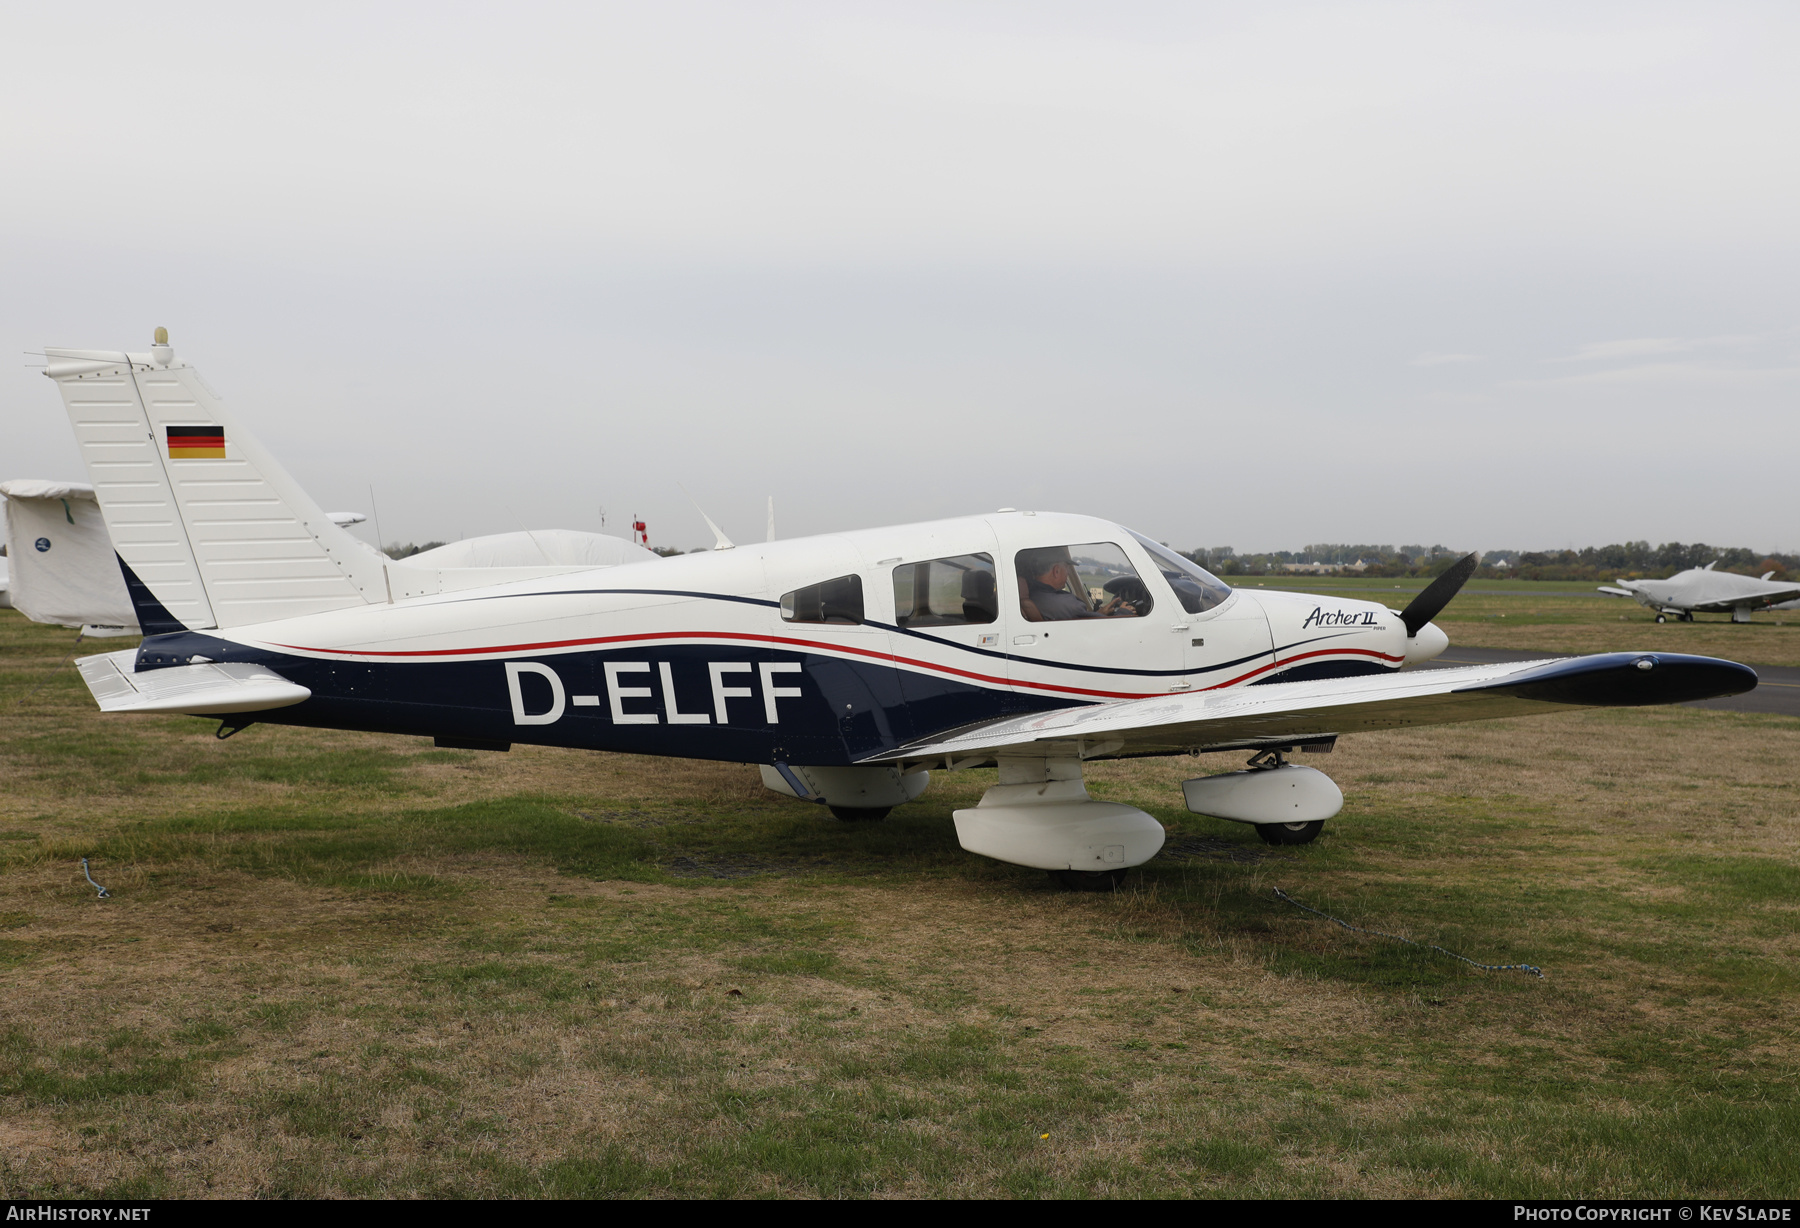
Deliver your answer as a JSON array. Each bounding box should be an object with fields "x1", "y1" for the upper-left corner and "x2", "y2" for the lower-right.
[{"x1": 396, "y1": 586, "x2": 1383, "y2": 680}]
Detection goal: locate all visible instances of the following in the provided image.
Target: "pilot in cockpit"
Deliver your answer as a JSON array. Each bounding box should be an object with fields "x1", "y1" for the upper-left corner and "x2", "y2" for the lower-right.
[{"x1": 1017, "y1": 547, "x2": 1139, "y2": 622}]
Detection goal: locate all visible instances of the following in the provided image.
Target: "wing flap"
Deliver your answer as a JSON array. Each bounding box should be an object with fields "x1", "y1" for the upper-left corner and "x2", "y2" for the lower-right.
[
  {"x1": 872, "y1": 653, "x2": 1756, "y2": 765},
  {"x1": 76, "y1": 649, "x2": 311, "y2": 715}
]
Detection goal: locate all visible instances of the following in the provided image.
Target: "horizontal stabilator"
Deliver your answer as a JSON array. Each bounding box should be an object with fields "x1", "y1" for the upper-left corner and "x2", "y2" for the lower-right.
[{"x1": 1458, "y1": 653, "x2": 1757, "y2": 707}]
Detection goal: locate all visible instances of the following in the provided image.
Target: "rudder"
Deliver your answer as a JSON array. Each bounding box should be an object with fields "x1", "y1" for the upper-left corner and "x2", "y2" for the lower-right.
[{"x1": 44, "y1": 341, "x2": 387, "y2": 630}]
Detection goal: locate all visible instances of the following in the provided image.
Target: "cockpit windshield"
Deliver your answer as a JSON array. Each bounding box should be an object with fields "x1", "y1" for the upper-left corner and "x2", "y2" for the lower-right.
[{"x1": 1127, "y1": 530, "x2": 1232, "y2": 615}]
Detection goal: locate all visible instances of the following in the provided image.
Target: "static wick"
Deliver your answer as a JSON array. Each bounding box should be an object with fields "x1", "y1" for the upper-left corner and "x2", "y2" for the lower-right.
[{"x1": 81, "y1": 857, "x2": 111, "y2": 899}]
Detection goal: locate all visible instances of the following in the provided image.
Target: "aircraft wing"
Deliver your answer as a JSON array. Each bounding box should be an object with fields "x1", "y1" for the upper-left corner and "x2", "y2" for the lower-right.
[
  {"x1": 1596, "y1": 586, "x2": 1637, "y2": 598},
  {"x1": 872, "y1": 653, "x2": 1755, "y2": 765},
  {"x1": 75, "y1": 648, "x2": 311, "y2": 715},
  {"x1": 1693, "y1": 582, "x2": 1800, "y2": 613}
]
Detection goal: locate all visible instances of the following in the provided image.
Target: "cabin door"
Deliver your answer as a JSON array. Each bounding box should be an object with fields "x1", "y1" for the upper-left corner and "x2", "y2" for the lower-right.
[{"x1": 1002, "y1": 538, "x2": 1181, "y2": 706}]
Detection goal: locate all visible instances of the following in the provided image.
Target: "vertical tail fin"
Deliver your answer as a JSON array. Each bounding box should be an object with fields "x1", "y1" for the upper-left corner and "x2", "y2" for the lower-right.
[{"x1": 44, "y1": 342, "x2": 387, "y2": 630}]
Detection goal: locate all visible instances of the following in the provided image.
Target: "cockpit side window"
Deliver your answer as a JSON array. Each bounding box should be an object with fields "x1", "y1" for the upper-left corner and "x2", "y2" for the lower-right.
[
  {"x1": 892, "y1": 554, "x2": 997, "y2": 628},
  {"x1": 1127, "y1": 530, "x2": 1232, "y2": 615},
  {"x1": 1014, "y1": 543, "x2": 1152, "y2": 623},
  {"x1": 781, "y1": 574, "x2": 864, "y2": 624}
]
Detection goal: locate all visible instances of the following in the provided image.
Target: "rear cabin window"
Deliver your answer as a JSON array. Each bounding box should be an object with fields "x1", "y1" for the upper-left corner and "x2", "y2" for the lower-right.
[
  {"x1": 780, "y1": 574, "x2": 864, "y2": 624},
  {"x1": 1015, "y1": 542, "x2": 1153, "y2": 623},
  {"x1": 892, "y1": 554, "x2": 998, "y2": 628}
]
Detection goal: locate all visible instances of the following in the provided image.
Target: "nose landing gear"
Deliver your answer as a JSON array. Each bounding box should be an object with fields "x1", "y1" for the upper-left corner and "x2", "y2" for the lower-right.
[
  {"x1": 1257, "y1": 819, "x2": 1325, "y2": 845},
  {"x1": 1181, "y1": 747, "x2": 1339, "y2": 846}
]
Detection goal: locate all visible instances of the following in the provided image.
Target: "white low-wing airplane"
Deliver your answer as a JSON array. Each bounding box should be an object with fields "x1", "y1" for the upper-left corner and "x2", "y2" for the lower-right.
[
  {"x1": 40, "y1": 337, "x2": 1756, "y2": 888},
  {"x1": 1599, "y1": 564, "x2": 1800, "y2": 623}
]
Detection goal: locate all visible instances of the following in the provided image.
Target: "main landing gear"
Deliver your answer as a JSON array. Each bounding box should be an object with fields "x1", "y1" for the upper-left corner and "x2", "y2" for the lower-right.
[
  {"x1": 1050, "y1": 868, "x2": 1128, "y2": 892},
  {"x1": 828, "y1": 805, "x2": 890, "y2": 821},
  {"x1": 1654, "y1": 611, "x2": 1693, "y2": 624},
  {"x1": 953, "y1": 757, "x2": 1166, "y2": 892}
]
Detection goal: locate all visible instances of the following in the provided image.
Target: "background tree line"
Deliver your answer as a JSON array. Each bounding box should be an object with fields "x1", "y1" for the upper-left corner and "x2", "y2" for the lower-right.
[{"x1": 1178, "y1": 542, "x2": 1799, "y2": 582}]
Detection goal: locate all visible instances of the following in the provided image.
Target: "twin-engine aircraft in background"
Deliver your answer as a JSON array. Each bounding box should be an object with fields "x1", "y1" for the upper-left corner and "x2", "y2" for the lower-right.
[
  {"x1": 1599, "y1": 564, "x2": 1800, "y2": 623},
  {"x1": 40, "y1": 336, "x2": 1756, "y2": 888}
]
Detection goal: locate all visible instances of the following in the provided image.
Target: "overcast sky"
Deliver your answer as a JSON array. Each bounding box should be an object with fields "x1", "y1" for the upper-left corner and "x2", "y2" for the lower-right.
[{"x1": 3, "y1": 1, "x2": 1795, "y2": 555}]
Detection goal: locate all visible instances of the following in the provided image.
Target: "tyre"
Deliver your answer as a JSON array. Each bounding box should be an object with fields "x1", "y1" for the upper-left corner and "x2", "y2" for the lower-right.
[
  {"x1": 828, "y1": 805, "x2": 890, "y2": 821},
  {"x1": 1052, "y1": 868, "x2": 1126, "y2": 891},
  {"x1": 1655, "y1": 615, "x2": 1666, "y2": 623},
  {"x1": 1256, "y1": 820, "x2": 1324, "y2": 846}
]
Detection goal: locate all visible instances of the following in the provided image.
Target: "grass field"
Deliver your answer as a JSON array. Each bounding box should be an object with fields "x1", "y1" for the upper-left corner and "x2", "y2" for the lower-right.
[
  {"x1": 2, "y1": 609, "x2": 1798, "y2": 1198},
  {"x1": 1236, "y1": 576, "x2": 1800, "y2": 667}
]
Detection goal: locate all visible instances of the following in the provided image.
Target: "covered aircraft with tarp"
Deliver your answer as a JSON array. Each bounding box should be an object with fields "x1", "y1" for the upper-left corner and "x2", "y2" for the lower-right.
[
  {"x1": 0, "y1": 480, "x2": 139, "y2": 635},
  {"x1": 1599, "y1": 563, "x2": 1800, "y2": 623}
]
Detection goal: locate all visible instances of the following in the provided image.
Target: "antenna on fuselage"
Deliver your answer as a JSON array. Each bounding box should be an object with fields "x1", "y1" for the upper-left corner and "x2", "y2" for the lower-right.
[
  {"x1": 766, "y1": 496, "x2": 775, "y2": 542},
  {"x1": 678, "y1": 484, "x2": 735, "y2": 551}
]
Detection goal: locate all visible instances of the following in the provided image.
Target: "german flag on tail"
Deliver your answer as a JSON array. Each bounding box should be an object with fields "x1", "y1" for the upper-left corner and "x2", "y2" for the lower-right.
[{"x1": 167, "y1": 425, "x2": 225, "y2": 459}]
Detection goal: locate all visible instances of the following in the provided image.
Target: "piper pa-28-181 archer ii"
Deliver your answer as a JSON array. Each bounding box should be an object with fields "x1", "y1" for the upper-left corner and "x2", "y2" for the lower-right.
[
  {"x1": 41, "y1": 335, "x2": 1758, "y2": 889},
  {"x1": 1599, "y1": 564, "x2": 1800, "y2": 624}
]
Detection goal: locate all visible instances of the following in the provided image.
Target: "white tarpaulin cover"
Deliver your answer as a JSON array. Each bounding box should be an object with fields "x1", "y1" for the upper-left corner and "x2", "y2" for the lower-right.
[
  {"x1": 403, "y1": 530, "x2": 657, "y2": 569},
  {"x1": 0, "y1": 480, "x2": 139, "y2": 633}
]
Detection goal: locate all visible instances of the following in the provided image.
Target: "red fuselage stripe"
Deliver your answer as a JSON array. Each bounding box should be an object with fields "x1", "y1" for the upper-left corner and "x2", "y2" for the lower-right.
[{"x1": 265, "y1": 632, "x2": 1404, "y2": 702}]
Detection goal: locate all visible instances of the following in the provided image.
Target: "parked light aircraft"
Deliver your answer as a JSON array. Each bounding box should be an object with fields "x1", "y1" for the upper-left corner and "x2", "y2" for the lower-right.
[
  {"x1": 41, "y1": 337, "x2": 1756, "y2": 888},
  {"x1": 1599, "y1": 564, "x2": 1800, "y2": 623}
]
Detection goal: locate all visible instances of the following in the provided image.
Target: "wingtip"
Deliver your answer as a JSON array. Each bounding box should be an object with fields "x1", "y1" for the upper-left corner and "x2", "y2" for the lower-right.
[{"x1": 1460, "y1": 652, "x2": 1757, "y2": 707}]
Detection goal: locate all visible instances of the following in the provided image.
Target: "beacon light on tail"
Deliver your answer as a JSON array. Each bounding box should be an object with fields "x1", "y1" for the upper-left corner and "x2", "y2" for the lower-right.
[{"x1": 38, "y1": 333, "x2": 1758, "y2": 890}]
